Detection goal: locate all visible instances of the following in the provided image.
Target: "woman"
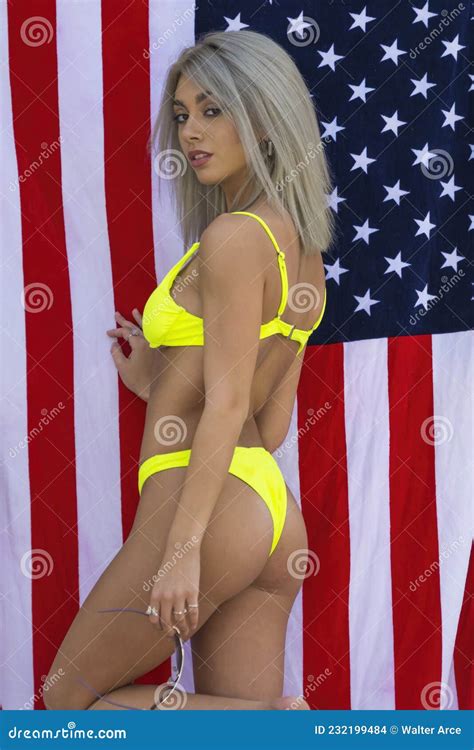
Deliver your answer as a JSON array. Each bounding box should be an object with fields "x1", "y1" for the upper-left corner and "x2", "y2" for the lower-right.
[{"x1": 45, "y1": 29, "x2": 334, "y2": 711}]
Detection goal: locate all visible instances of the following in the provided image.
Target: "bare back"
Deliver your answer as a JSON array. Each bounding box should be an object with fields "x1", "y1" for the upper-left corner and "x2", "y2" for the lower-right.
[{"x1": 140, "y1": 207, "x2": 326, "y2": 460}]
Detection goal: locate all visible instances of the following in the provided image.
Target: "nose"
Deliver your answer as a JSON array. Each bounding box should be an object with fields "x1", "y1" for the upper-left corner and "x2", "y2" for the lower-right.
[{"x1": 181, "y1": 112, "x2": 205, "y2": 143}]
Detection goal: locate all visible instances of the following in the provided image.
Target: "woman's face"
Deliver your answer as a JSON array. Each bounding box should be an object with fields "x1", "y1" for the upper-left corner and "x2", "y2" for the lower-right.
[{"x1": 172, "y1": 74, "x2": 248, "y2": 190}]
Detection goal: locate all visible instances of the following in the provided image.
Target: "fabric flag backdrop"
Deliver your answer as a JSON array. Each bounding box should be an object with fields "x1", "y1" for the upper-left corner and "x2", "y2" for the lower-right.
[{"x1": 1, "y1": 0, "x2": 472, "y2": 711}]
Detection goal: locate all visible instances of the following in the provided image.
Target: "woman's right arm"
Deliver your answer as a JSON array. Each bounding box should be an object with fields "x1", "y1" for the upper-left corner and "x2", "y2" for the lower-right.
[{"x1": 254, "y1": 349, "x2": 305, "y2": 453}]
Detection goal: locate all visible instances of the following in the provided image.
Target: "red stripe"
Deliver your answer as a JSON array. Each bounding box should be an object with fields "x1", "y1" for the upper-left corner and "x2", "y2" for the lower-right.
[
  {"x1": 388, "y1": 334, "x2": 442, "y2": 708},
  {"x1": 298, "y1": 343, "x2": 351, "y2": 708},
  {"x1": 101, "y1": 0, "x2": 167, "y2": 687},
  {"x1": 7, "y1": 1, "x2": 79, "y2": 708},
  {"x1": 454, "y1": 542, "x2": 473, "y2": 709}
]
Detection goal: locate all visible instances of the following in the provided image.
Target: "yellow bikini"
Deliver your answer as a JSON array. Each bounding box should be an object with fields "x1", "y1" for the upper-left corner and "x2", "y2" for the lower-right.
[
  {"x1": 142, "y1": 210, "x2": 327, "y2": 356},
  {"x1": 138, "y1": 446, "x2": 287, "y2": 557},
  {"x1": 139, "y1": 211, "x2": 327, "y2": 557}
]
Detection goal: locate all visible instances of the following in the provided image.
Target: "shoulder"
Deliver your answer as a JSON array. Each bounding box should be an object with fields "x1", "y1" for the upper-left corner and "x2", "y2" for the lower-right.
[{"x1": 198, "y1": 213, "x2": 267, "y2": 279}]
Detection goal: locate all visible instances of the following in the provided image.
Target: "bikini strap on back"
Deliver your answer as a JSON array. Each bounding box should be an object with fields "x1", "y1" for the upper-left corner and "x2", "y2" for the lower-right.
[{"x1": 230, "y1": 211, "x2": 288, "y2": 317}]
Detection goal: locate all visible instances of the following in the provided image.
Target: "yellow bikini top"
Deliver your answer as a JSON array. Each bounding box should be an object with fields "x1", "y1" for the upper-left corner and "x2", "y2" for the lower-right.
[{"x1": 142, "y1": 211, "x2": 327, "y2": 356}]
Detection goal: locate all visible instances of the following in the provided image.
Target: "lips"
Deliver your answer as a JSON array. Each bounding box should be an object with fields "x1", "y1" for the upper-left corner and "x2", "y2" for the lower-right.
[{"x1": 189, "y1": 150, "x2": 213, "y2": 162}]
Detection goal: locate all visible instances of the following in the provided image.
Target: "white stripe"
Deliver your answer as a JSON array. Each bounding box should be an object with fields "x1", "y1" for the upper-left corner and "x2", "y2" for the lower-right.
[
  {"x1": 344, "y1": 338, "x2": 395, "y2": 709},
  {"x1": 0, "y1": 1, "x2": 34, "y2": 708},
  {"x1": 277, "y1": 402, "x2": 304, "y2": 697},
  {"x1": 432, "y1": 330, "x2": 473, "y2": 709},
  {"x1": 56, "y1": 2, "x2": 122, "y2": 604},
  {"x1": 149, "y1": 0, "x2": 196, "y2": 278},
  {"x1": 148, "y1": 0, "x2": 197, "y2": 690}
]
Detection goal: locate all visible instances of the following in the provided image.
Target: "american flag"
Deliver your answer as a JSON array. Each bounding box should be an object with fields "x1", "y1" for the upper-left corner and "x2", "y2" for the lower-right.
[{"x1": 1, "y1": 0, "x2": 472, "y2": 711}]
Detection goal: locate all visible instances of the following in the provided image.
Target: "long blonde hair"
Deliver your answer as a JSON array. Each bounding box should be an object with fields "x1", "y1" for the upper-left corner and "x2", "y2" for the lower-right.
[{"x1": 149, "y1": 29, "x2": 336, "y2": 256}]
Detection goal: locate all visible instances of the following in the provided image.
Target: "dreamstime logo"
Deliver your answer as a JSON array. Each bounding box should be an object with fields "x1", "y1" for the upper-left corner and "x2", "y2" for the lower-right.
[
  {"x1": 20, "y1": 549, "x2": 54, "y2": 579},
  {"x1": 22, "y1": 669, "x2": 65, "y2": 710},
  {"x1": 287, "y1": 548, "x2": 320, "y2": 579},
  {"x1": 143, "y1": 3, "x2": 196, "y2": 59},
  {"x1": 409, "y1": 4, "x2": 465, "y2": 59},
  {"x1": 153, "y1": 683, "x2": 188, "y2": 709},
  {"x1": 143, "y1": 536, "x2": 199, "y2": 592},
  {"x1": 287, "y1": 16, "x2": 320, "y2": 47},
  {"x1": 275, "y1": 139, "x2": 329, "y2": 192},
  {"x1": 142, "y1": 267, "x2": 198, "y2": 329},
  {"x1": 275, "y1": 402, "x2": 332, "y2": 458},
  {"x1": 286, "y1": 668, "x2": 332, "y2": 709},
  {"x1": 288, "y1": 282, "x2": 322, "y2": 314},
  {"x1": 20, "y1": 16, "x2": 54, "y2": 47},
  {"x1": 421, "y1": 148, "x2": 454, "y2": 180},
  {"x1": 10, "y1": 138, "x2": 63, "y2": 192},
  {"x1": 420, "y1": 415, "x2": 453, "y2": 445},
  {"x1": 153, "y1": 415, "x2": 187, "y2": 446},
  {"x1": 409, "y1": 269, "x2": 465, "y2": 325},
  {"x1": 409, "y1": 535, "x2": 465, "y2": 592},
  {"x1": 9, "y1": 402, "x2": 65, "y2": 459},
  {"x1": 153, "y1": 149, "x2": 188, "y2": 179},
  {"x1": 21, "y1": 282, "x2": 54, "y2": 313},
  {"x1": 420, "y1": 681, "x2": 455, "y2": 710}
]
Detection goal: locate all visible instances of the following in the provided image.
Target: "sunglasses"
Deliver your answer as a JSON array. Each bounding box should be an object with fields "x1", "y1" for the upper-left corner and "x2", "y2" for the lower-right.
[{"x1": 75, "y1": 607, "x2": 185, "y2": 710}]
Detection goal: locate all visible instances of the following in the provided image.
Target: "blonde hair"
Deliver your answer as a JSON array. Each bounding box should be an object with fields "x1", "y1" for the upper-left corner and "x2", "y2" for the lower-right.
[{"x1": 148, "y1": 29, "x2": 336, "y2": 256}]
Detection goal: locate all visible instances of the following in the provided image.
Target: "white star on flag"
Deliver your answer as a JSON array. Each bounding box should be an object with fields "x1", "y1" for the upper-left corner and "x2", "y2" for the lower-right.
[
  {"x1": 414, "y1": 211, "x2": 436, "y2": 239},
  {"x1": 354, "y1": 289, "x2": 380, "y2": 315},
  {"x1": 440, "y1": 247, "x2": 464, "y2": 272},
  {"x1": 350, "y1": 147, "x2": 376, "y2": 173},
  {"x1": 349, "y1": 7, "x2": 376, "y2": 32},
  {"x1": 411, "y1": 73, "x2": 436, "y2": 99},
  {"x1": 383, "y1": 180, "x2": 410, "y2": 205},
  {"x1": 415, "y1": 284, "x2": 437, "y2": 310},
  {"x1": 412, "y1": 2, "x2": 437, "y2": 27},
  {"x1": 224, "y1": 13, "x2": 249, "y2": 31},
  {"x1": 384, "y1": 252, "x2": 412, "y2": 278},
  {"x1": 380, "y1": 39, "x2": 407, "y2": 65},
  {"x1": 317, "y1": 43, "x2": 344, "y2": 71},
  {"x1": 353, "y1": 219, "x2": 379, "y2": 244},
  {"x1": 324, "y1": 258, "x2": 350, "y2": 285}
]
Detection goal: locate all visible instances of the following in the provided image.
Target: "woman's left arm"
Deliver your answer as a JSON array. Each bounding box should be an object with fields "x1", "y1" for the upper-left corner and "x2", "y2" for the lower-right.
[
  {"x1": 167, "y1": 213, "x2": 266, "y2": 546},
  {"x1": 149, "y1": 214, "x2": 266, "y2": 636}
]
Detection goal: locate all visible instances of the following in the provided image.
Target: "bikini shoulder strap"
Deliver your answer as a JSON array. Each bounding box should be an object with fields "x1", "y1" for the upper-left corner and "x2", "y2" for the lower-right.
[{"x1": 230, "y1": 211, "x2": 288, "y2": 317}]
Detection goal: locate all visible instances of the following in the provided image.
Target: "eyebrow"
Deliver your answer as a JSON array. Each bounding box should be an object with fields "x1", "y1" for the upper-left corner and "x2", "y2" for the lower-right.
[{"x1": 172, "y1": 91, "x2": 214, "y2": 107}]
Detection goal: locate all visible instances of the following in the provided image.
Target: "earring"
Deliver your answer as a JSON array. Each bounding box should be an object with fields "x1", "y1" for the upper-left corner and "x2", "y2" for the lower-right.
[{"x1": 266, "y1": 139, "x2": 274, "y2": 157}]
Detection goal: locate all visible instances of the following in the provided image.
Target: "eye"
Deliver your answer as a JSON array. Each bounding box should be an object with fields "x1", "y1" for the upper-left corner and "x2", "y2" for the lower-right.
[{"x1": 172, "y1": 107, "x2": 221, "y2": 124}]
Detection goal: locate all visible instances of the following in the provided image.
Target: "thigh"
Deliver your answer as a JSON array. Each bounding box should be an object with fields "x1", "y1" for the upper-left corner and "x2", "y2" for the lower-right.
[
  {"x1": 44, "y1": 464, "x2": 275, "y2": 709},
  {"x1": 192, "y1": 584, "x2": 295, "y2": 700},
  {"x1": 192, "y1": 486, "x2": 309, "y2": 700}
]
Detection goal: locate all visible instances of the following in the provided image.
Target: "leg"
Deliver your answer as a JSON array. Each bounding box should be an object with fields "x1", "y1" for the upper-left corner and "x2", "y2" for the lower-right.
[
  {"x1": 192, "y1": 484, "x2": 309, "y2": 702},
  {"x1": 86, "y1": 685, "x2": 309, "y2": 710},
  {"x1": 87, "y1": 685, "x2": 270, "y2": 710},
  {"x1": 43, "y1": 456, "x2": 276, "y2": 710}
]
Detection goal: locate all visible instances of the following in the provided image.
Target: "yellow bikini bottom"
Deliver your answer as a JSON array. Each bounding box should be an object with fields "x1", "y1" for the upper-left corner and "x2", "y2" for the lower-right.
[{"x1": 138, "y1": 446, "x2": 287, "y2": 557}]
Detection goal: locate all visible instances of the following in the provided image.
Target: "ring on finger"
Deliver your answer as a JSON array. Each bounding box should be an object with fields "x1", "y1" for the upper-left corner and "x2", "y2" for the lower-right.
[
  {"x1": 125, "y1": 327, "x2": 141, "y2": 342},
  {"x1": 172, "y1": 608, "x2": 188, "y2": 616}
]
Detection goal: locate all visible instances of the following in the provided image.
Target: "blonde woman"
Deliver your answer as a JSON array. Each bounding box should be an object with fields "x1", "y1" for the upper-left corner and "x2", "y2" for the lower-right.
[{"x1": 45, "y1": 29, "x2": 335, "y2": 711}]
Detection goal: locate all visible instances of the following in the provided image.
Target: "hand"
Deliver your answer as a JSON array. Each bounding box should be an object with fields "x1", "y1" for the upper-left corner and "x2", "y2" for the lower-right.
[
  {"x1": 147, "y1": 545, "x2": 200, "y2": 641},
  {"x1": 106, "y1": 309, "x2": 155, "y2": 401}
]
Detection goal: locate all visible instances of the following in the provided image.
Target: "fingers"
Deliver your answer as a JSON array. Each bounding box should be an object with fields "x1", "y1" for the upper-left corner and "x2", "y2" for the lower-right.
[
  {"x1": 132, "y1": 308, "x2": 143, "y2": 327},
  {"x1": 172, "y1": 598, "x2": 189, "y2": 640},
  {"x1": 106, "y1": 311, "x2": 143, "y2": 337},
  {"x1": 115, "y1": 310, "x2": 142, "y2": 331},
  {"x1": 186, "y1": 600, "x2": 199, "y2": 635},
  {"x1": 106, "y1": 325, "x2": 144, "y2": 348},
  {"x1": 106, "y1": 325, "x2": 141, "y2": 340},
  {"x1": 158, "y1": 596, "x2": 175, "y2": 638},
  {"x1": 147, "y1": 595, "x2": 199, "y2": 640}
]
